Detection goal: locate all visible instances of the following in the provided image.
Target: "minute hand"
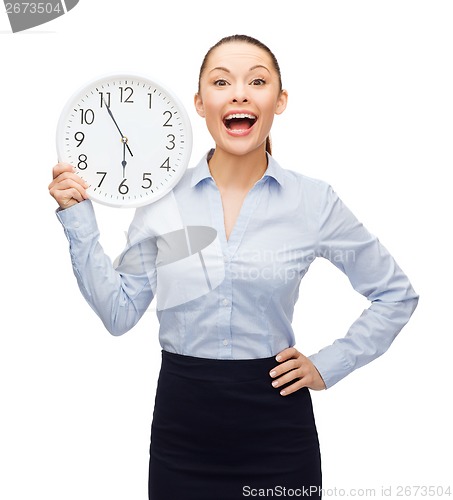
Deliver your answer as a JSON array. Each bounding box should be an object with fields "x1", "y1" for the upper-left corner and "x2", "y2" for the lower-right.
[{"x1": 103, "y1": 99, "x2": 133, "y2": 157}]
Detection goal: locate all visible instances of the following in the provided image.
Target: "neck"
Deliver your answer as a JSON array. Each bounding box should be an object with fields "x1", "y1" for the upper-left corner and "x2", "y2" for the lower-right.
[{"x1": 208, "y1": 147, "x2": 268, "y2": 191}]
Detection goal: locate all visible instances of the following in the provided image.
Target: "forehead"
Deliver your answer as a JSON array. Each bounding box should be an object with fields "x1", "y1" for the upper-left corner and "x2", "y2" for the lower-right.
[{"x1": 205, "y1": 42, "x2": 274, "y2": 71}]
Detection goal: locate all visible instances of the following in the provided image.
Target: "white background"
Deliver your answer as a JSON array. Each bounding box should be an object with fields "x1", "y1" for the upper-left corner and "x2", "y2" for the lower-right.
[{"x1": 1, "y1": 1, "x2": 452, "y2": 498}]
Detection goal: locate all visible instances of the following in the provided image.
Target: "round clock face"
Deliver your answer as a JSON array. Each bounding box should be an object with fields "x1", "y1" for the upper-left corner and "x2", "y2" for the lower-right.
[{"x1": 56, "y1": 73, "x2": 193, "y2": 208}]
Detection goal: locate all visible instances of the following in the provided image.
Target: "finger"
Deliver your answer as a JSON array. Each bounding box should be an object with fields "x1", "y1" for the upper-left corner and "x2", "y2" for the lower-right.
[
  {"x1": 49, "y1": 177, "x2": 88, "y2": 196},
  {"x1": 269, "y1": 347, "x2": 304, "y2": 377},
  {"x1": 276, "y1": 365, "x2": 326, "y2": 393},
  {"x1": 72, "y1": 186, "x2": 88, "y2": 202},
  {"x1": 50, "y1": 172, "x2": 88, "y2": 188},
  {"x1": 275, "y1": 346, "x2": 298, "y2": 362},
  {"x1": 49, "y1": 181, "x2": 88, "y2": 206},
  {"x1": 49, "y1": 171, "x2": 89, "y2": 191},
  {"x1": 270, "y1": 365, "x2": 304, "y2": 388},
  {"x1": 52, "y1": 162, "x2": 75, "y2": 179},
  {"x1": 278, "y1": 377, "x2": 308, "y2": 396},
  {"x1": 51, "y1": 186, "x2": 84, "y2": 205},
  {"x1": 269, "y1": 358, "x2": 300, "y2": 379}
]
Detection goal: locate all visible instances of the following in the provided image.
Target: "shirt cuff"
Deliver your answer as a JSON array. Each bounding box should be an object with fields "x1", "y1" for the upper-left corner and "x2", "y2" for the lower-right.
[
  {"x1": 308, "y1": 344, "x2": 353, "y2": 389},
  {"x1": 56, "y1": 200, "x2": 99, "y2": 238}
]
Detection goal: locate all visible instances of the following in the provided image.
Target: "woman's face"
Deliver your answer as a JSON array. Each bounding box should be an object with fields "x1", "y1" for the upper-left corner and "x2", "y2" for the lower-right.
[{"x1": 195, "y1": 42, "x2": 287, "y2": 158}]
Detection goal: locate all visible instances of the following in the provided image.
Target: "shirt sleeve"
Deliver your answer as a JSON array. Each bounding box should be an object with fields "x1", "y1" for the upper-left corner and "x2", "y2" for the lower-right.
[
  {"x1": 56, "y1": 200, "x2": 157, "y2": 336},
  {"x1": 307, "y1": 184, "x2": 419, "y2": 389}
]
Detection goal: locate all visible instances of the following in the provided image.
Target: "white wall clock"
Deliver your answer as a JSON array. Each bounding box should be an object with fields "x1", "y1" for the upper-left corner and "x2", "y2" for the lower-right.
[{"x1": 56, "y1": 73, "x2": 192, "y2": 208}]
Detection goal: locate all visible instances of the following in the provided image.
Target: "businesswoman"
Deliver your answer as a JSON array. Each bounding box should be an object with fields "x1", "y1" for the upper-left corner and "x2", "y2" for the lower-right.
[{"x1": 49, "y1": 35, "x2": 419, "y2": 500}]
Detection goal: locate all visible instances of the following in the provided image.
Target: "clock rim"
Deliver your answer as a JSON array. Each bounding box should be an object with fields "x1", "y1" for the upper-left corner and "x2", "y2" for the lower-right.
[{"x1": 55, "y1": 72, "x2": 193, "y2": 209}]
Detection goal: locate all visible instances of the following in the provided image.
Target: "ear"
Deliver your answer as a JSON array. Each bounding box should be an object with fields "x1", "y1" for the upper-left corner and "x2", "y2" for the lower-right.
[
  {"x1": 194, "y1": 93, "x2": 205, "y2": 118},
  {"x1": 275, "y1": 89, "x2": 288, "y2": 116}
]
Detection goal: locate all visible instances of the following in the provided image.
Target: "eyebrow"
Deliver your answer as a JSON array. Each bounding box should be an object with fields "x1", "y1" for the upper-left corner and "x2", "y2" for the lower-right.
[
  {"x1": 209, "y1": 66, "x2": 230, "y2": 74},
  {"x1": 250, "y1": 65, "x2": 271, "y2": 74},
  {"x1": 209, "y1": 65, "x2": 271, "y2": 74}
]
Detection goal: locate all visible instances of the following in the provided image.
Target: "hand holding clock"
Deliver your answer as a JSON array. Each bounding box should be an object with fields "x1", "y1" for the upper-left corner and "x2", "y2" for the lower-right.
[{"x1": 49, "y1": 163, "x2": 89, "y2": 209}]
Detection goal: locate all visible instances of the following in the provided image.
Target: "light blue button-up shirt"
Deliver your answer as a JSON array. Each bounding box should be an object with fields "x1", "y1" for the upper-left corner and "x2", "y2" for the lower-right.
[{"x1": 56, "y1": 151, "x2": 418, "y2": 388}]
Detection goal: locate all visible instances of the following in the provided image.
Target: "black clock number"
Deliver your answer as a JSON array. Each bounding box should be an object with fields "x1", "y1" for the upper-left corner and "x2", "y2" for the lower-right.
[
  {"x1": 120, "y1": 87, "x2": 134, "y2": 103},
  {"x1": 148, "y1": 93, "x2": 153, "y2": 109},
  {"x1": 96, "y1": 171, "x2": 107, "y2": 187},
  {"x1": 80, "y1": 109, "x2": 95, "y2": 125},
  {"x1": 166, "y1": 134, "x2": 176, "y2": 150},
  {"x1": 142, "y1": 173, "x2": 153, "y2": 189},
  {"x1": 75, "y1": 132, "x2": 85, "y2": 147},
  {"x1": 99, "y1": 92, "x2": 111, "y2": 108},
  {"x1": 119, "y1": 179, "x2": 129, "y2": 195},
  {"x1": 160, "y1": 158, "x2": 171, "y2": 171},
  {"x1": 78, "y1": 154, "x2": 88, "y2": 170},
  {"x1": 163, "y1": 110, "x2": 173, "y2": 127}
]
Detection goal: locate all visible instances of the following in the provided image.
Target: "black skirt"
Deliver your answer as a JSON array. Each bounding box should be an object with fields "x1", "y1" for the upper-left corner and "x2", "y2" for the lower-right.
[{"x1": 149, "y1": 350, "x2": 322, "y2": 500}]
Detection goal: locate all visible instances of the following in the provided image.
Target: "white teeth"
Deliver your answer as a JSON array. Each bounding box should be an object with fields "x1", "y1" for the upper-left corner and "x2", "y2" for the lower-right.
[{"x1": 225, "y1": 113, "x2": 256, "y2": 120}]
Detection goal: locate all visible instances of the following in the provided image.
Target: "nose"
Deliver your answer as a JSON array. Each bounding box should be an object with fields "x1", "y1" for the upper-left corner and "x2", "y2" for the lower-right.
[{"x1": 231, "y1": 83, "x2": 249, "y2": 103}]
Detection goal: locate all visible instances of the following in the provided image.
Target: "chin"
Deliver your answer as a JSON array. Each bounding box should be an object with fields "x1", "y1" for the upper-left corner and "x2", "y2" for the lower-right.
[
  {"x1": 216, "y1": 135, "x2": 267, "y2": 157},
  {"x1": 218, "y1": 142, "x2": 265, "y2": 158}
]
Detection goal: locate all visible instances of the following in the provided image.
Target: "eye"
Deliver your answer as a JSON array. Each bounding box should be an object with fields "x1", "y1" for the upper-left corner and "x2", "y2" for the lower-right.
[
  {"x1": 250, "y1": 78, "x2": 266, "y2": 86},
  {"x1": 214, "y1": 79, "x2": 229, "y2": 87}
]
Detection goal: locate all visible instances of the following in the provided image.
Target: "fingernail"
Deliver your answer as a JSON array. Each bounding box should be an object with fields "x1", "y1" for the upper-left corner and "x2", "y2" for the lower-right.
[
  {"x1": 276, "y1": 355, "x2": 282, "y2": 362},
  {"x1": 270, "y1": 370, "x2": 277, "y2": 377},
  {"x1": 280, "y1": 390, "x2": 286, "y2": 396},
  {"x1": 272, "y1": 380, "x2": 279, "y2": 387}
]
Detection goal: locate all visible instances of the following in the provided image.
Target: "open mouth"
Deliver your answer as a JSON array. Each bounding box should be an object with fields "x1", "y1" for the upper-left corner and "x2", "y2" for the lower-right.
[{"x1": 223, "y1": 113, "x2": 257, "y2": 132}]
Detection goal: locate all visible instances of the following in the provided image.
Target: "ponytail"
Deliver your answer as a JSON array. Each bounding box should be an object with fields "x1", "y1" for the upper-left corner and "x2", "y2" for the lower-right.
[{"x1": 265, "y1": 136, "x2": 272, "y2": 156}]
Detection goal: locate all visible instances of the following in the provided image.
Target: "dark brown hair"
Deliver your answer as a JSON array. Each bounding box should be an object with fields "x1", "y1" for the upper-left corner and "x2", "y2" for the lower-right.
[{"x1": 198, "y1": 34, "x2": 283, "y2": 156}]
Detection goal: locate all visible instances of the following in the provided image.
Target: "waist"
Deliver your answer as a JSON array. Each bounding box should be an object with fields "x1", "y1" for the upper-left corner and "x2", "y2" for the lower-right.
[{"x1": 160, "y1": 349, "x2": 278, "y2": 383}]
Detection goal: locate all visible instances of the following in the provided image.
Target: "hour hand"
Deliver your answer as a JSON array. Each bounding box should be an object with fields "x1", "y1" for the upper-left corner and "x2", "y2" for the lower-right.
[{"x1": 122, "y1": 141, "x2": 127, "y2": 178}]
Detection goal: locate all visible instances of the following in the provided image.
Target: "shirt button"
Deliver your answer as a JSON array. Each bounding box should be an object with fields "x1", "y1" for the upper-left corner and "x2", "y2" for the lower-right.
[
  {"x1": 222, "y1": 298, "x2": 229, "y2": 306},
  {"x1": 223, "y1": 339, "x2": 229, "y2": 346},
  {"x1": 73, "y1": 221, "x2": 80, "y2": 229}
]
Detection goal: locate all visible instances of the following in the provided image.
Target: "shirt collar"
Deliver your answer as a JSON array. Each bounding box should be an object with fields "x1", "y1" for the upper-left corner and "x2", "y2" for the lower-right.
[{"x1": 190, "y1": 149, "x2": 286, "y2": 188}]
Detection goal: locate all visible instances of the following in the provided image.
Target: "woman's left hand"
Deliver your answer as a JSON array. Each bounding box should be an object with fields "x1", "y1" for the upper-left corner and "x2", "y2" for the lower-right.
[{"x1": 269, "y1": 347, "x2": 326, "y2": 395}]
